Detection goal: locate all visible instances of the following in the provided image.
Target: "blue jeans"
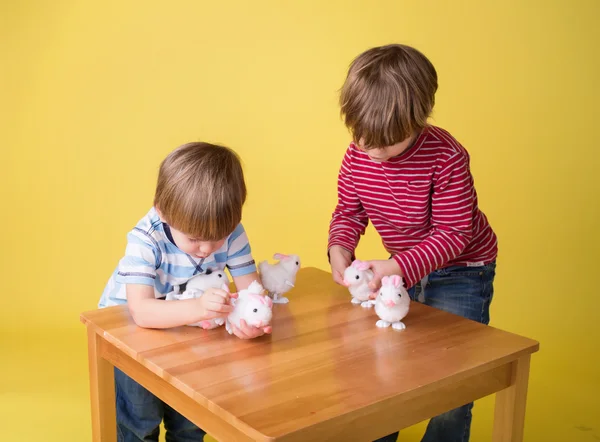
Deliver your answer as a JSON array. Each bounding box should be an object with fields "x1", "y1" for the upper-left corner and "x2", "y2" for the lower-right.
[
  {"x1": 114, "y1": 368, "x2": 206, "y2": 442},
  {"x1": 374, "y1": 262, "x2": 496, "y2": 442}
]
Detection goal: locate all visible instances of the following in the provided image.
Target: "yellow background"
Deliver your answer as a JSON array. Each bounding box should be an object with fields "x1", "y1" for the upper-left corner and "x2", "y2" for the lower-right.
[{"x1": 2, "y1": 0, "x2": 599, "y2": 440}]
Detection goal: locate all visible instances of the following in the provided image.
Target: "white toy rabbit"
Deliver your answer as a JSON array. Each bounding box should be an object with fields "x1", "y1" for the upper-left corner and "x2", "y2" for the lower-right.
[
  {"x1": 165, "y1": 270, "x2": 231, "y2": 330},
  {"x1": 258, "y1": 253, "x2": 301, "y2": 304},
  {"x1": 226, "y1": 280, "x2": 273, "y2": 336},
  {"x1": 375, "y1": 275, "x2": 410, "y2": 330},
  {"x1": 343, "y1": 260, "x2": 375, "y2": 308}
]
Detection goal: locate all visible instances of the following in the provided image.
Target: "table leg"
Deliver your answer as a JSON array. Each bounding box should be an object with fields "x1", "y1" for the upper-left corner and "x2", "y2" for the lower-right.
[
  {"x1": 87, "y1": 330, "x2": 117, "y2": 442},
  {"x1": 492, "y1": 355, "x2": 531, "y2": 442}
]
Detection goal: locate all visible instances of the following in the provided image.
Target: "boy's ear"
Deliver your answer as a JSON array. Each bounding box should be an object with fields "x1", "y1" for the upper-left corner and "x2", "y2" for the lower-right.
[{"x1": 155, "y1": 207, "x2": 165, "y2": 221}]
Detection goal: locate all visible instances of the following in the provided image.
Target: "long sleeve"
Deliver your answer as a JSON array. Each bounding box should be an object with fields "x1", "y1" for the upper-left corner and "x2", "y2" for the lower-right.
[
  {"x1": 393, "y1": 151, "x2": 475, "y2": 287},
  {"x1": 328, "y1": 148, "x2": 369, "y2": 254}
]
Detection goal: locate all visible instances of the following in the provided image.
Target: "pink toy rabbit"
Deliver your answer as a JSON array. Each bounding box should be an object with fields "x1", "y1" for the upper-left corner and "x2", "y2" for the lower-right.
[
  {"x1": 226, "y1": 281, "x2": 273, "y2": 337},
  {"x1": 165, "y1": 270, "x2": 231, "y2": 330},
  {"x1": 375, "y1": 275, "x2": 410, "y2": 330},
  {"x1": 343, "y1": 260, "x2": 375, "y2": 307},
  {"x1": 258, "y1": 253, "x2": 301, "y2": 304}
]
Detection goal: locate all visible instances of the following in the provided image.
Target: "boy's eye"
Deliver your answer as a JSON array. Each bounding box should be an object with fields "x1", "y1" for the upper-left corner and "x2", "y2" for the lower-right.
[{"x1": 188, "y1": 238, "x2": 200, "y2": 243}]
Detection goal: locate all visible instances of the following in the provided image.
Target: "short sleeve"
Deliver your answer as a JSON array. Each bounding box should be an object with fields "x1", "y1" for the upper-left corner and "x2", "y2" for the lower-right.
[
  {"x1": 115, "y1": 228, "x2": 161, "y2": 286},
  {"x1": 226, "y1": 224, "x2": 257, "y2": 277}
]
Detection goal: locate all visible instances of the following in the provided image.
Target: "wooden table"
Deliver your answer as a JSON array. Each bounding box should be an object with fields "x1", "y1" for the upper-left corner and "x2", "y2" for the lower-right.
[{"x1": 81, "y1": 267, "x2": 538, "y2": 442}]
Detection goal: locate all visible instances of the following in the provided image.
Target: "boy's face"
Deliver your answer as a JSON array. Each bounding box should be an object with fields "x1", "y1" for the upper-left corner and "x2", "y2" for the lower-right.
[
  {"x1": 169, "y1": 226, "x2": 226, "y2": 259},
  {"x1": 357, "y1": 131, "x2": 419, "y2": 162}
]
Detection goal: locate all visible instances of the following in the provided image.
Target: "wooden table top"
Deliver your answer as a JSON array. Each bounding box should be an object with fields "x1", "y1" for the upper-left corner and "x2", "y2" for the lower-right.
[{"x1": 81, "y1": 267, "x2": 539, "y2": 441}]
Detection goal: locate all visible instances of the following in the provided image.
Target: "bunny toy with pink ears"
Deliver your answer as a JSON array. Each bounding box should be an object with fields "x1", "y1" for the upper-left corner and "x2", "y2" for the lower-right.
[
  {"x1": 226, "y1": 280, "x2": 273, "y2": 336},
  {"x1": 343, "y1": 259, "x2": 375, "y2": 307},
  {"x1": 375, "y1": 275, "x2": 411, "y2": 330},
  {"x1": 258, "y1": 253, "x2": 301, "y2": 304},
  {"x1": 165, "y1": 270, "x2": 231, "y2": 330}
]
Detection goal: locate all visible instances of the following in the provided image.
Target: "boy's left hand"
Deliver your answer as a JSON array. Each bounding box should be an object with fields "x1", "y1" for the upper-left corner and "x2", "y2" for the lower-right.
[
  {"x1": 366, "y1": 259, "x2": 402, "y2": 293},
  {"x1": 230, "y1": 319, "x2": 272, "y2": 340}
]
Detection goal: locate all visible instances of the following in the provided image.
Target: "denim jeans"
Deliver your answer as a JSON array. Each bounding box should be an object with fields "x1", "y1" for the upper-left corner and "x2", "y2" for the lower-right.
[
  {"x1": 374, "y1": 262, "x2": 496, "y2": 442},
  {"x1": 114, "y1": 368, "x2": 206, "y2": 442}
]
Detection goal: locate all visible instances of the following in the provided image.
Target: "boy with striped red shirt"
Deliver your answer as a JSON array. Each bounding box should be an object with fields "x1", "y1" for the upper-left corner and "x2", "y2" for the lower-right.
[{"x1": 328, "y1": 44, "x2": 497, "y2": 442}]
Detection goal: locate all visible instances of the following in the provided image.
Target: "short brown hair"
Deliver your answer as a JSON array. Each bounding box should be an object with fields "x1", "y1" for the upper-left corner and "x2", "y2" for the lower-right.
[
  {"x1": 154, "y1": 142, "x2": 246, "y2": 240},
  {"x1": 340, "y1": 44, "x2": 438, "y2": 149}
]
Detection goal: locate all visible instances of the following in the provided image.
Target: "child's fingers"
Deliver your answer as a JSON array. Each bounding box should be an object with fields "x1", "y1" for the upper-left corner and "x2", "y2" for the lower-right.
[
  {"x1": 239, "y1": 319, "x2": 265, "y2": 339},
  {"x1": 230, "y1": 324, "x2": 252, "y2": 339},
  {"x1": 332, "y1": 270, "x2": 345, "y2": 286},
  {"x1": 205, "y1": 301, "x2": 233, "y2": 315},
  {"x1": 207, "y1": 289, "x2": 237, "y2": 304},
  {"x1": 238, "y1": 319, "x2": 253, "y2": 334},
  {"x1": 369, "y1": 274, "x2": 382, "y2": 291},
  {"x1": 204, "y1": 288, "x2": 231, "y2": 299}
]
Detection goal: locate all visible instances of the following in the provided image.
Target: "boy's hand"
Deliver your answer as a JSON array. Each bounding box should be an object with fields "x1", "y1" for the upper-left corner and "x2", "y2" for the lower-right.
[
  {"x1": 229, "y1": 319, "x2": 272, "y2": 340},
  {"x1": 366, "y1": 259, "x2": 402, "y2": 293},
  {"x1": 197, "y1": 287, "x2": 234, "y2": 320},
  {"x1": 329, "y1": 245, "x2": 353, "y2": 286}
]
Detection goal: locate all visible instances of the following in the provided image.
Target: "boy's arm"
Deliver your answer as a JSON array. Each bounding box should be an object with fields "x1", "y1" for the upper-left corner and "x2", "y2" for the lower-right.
[
  {"x1": 225, "y1": 224, "x2": 266, "y2": 294},
  {"x1": 226, "y1": 234, "x2": 270, "y2": 339},
  {"x1": 126, "y1": 284, "x2": 231, "y2": 329},
  {"x1": 328, "y1": 147, "x2": 369, "y2": 255},
  {"x1": 393, "y1": 151, "x2": 475, "y2": 288}
]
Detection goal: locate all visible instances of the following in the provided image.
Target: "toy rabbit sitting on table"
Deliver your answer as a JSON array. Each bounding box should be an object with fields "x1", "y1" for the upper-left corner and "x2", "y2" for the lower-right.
[
  {"x1": 226, "y1": 280, "x2": 273, "y2": 336},
  {"x1": 343, "y1": 260, "x2": 375, "y2": 308},
  {"x1": 375, "y1": 275, "x2": 411, "y2": 331},
  {"x1": 258, "y1": 253, "x2": 301, "y2": 304},
  {"x1": 166, "y1": 270, "x2": 231, "y2": 330}
]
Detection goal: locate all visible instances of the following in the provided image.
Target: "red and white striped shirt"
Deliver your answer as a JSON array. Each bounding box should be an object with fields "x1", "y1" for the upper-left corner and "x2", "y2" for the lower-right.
[{"x1": 328, "y1": 126, "x2": 497, "y2": 288}]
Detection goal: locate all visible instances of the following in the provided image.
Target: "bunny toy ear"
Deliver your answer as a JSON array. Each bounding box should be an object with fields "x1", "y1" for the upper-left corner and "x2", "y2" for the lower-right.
[
  {"x1": 247, "y1": 280, "x2": 261, "y2": 291},
  {"x1": 351, "y1": 260, "x2": 370, "y2": 271},
  {"x1": 391, "y1": 275, "x2": 401, "y2": 287},
  {"x1": 273, "y1": 253, "x2": 289, "y2": 260},
  {"x1": 381, "y1": 276, "x2": 391, "y2": 285},
  {"x1": 221, "y1": 283, "x2": 230, "y2": 293},
  {"x1": 357, "y1": 262, "x2": 370, "y2": 271},
  {"x1": 248, "y1": 293, "x2": 262, "y2": 304},
  {"x1": 265, "y1": 296, "x2": 273, "y2": 308}
]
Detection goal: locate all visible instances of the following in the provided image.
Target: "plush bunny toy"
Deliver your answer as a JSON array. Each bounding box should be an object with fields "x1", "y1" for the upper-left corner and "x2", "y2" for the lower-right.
[
  {"x1": 165, "y1": 270, "x2": 230, "y2": 330},
  {"x1": 343, "y1": 260, "x2": 375, "y2": 307},
  {"x1": 226, "y1": 280, "x2": 273, "y2": 336},
  {"x1": 258, "y1": 253, "x2": 301, "y2": 304},
  {"x1": 374, "y1": 275, "x2": 410, "y2": 330}
]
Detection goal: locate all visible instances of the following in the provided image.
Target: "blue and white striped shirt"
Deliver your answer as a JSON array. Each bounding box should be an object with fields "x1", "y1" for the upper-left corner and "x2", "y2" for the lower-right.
[{"x1": 99, "y1": 207, "x2": 256, "y2": 308}]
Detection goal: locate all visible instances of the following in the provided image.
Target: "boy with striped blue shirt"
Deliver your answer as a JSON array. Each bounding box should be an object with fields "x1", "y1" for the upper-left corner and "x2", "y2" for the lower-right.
[{"x1": 99, "y1": 142, "x2": 267, "y2": 441}]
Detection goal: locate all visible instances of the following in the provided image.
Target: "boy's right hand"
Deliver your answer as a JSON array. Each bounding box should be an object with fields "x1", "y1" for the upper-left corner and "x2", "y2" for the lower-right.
[
  {"x1": 329, "y1": 245, "x2": 353, "y2": 286},
  {"x1": 196, "y1": 287, "x2": 235, "y2": 320}
]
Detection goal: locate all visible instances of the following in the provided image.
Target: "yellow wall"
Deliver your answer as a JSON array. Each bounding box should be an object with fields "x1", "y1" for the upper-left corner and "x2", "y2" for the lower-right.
[{"x1": 2, "y1": 1, "x2": 599, "y2": 440}]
